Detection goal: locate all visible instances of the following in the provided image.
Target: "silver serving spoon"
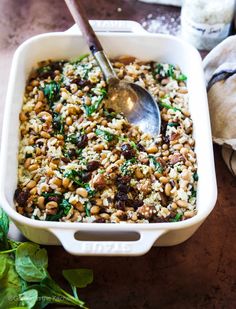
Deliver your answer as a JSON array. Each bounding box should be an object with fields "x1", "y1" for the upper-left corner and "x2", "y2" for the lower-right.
[{"x1": 65, "y1": 0, "x2": 161, "y2": 135}]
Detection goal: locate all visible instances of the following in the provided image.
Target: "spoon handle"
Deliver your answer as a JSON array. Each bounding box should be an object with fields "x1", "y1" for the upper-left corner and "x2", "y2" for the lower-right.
[{"x1": 65, "y1": 0, "x2": 116, "y2": 81}]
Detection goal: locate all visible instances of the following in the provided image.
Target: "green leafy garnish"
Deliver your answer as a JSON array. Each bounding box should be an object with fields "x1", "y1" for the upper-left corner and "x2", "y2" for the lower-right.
[
  {"x1": 170, "y1": 213, "x2": 183, "y2": 222},
  {"x1": 130, "y1": 141, "x2": 137, "y2": 149},
  {"x1": 60, "y1": 199, "x2": 72, "y2": 215},
  {"x1": 42, "y1": 192, "x2": 61, "y2": 199},
  {"x1": 155, "y1": 63, "x2": 174, "y2": 78},
  {"x1": 25, "y1": 153, "x2": 33, "y2": 158},
  {"x1": 63, "y1": 171, "x2": 94, "y2": 196},
  {"x1": 193, "y1": 172, "x2": 199, "y2": 181},
  {"x1": 44, "y1": 198, "x2": 71, "y2": 221},
  {"x1": 52, "y1": 112, "x2": 64, "y2": 134},
  {"x1": 149, "y1": 156, "x2": 163, "y2": 174},
  {"x1": 37, "y1": 65, "x2": 51, "y2": 73},
  {"x1": 191, "y1": 187, "x2": 197, "y2": 198},
  {"x1": 84, "y1": 89, "x2": 107, "y2": 116},
  {"x1": 84, "y1": 202, "x2": 91, "y2": 217},
  {"x1": 154, "y1": 63, "x2": 187, "y2": 82},
  {"x1": 70, "y1": 53, "x2": 89, "y2": 64},
  {"x1": 177, "y1": 73, "x2": 187, "y2": 81},
  {"x1": 168, "y1": 122, "x2": 179, "y2": 127},
  {"x1": 0, "y1": 208, "x2": 93, "y2": 308},
  {"x1": 45, "y1": 209, "x2": 65, "y2": 221},
  {"x1": 42, "y1": 81, "x2": 60, "y2": 105},
  {"x1": 167, "y1": 64, "x2": 175, "y2": 78},
  {"x1": 66, "y1": 134, "x2": 78, "y2": 144},
  {"x1": 119, "y1": 136, "x2": 128, "y2": 142},
  {"x1": 95, "y1": 128, "x2": 116, "y2": 142},
  {"x1": 159, "y1": 101, "x2": 182, "y2": 112},
  {"x1": 103, "y1": 108, "x2": 117, "y2": 119},
  {"x1": 120, "y1": 158, "x2": 137, "y2": 175},
  {"x1": 84, "y1": 184, "x2": 95, "y2": 197},
  {"x1": 64, "y1": 170, "x2": 84, "y2": 187}
]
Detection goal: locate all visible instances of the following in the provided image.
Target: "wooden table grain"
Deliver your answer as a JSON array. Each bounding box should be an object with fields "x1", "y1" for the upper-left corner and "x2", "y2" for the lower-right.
[{"x1": 0, "y1": 1, "x2": 235, "y2": 308}]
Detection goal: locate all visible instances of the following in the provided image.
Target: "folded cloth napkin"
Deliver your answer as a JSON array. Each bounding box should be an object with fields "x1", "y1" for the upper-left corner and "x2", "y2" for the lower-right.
[{"x1": 203, "y1": 35, "x2": 236, "y2": 176}]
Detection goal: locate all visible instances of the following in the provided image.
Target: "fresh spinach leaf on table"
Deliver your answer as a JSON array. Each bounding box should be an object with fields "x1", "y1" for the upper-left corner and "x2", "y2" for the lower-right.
[
  {"x1": 0, "y1": 208, "x2": 93, "y2": 308},
  {"x1": 63, "y1": 269, "x2": 93, "y2": 288},
  {"x1": 15, "y1": 243, "x2": 48, "y2": 282},
  {"x1": 19, "y1": 289, "x2": 38, "y2": 309},
  {"x1": 0, "y1": 208, "x2": 10, "y2": 250}
]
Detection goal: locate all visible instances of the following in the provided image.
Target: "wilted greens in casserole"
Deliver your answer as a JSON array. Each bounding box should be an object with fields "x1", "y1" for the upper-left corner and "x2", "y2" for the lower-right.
[{"x1": 15, "y1": 54, "x2": 197, "y2": 223}]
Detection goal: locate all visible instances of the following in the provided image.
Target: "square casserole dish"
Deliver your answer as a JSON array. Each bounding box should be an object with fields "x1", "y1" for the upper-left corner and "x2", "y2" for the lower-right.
[{"x1": 0, "y1": 20, "x2": 217, "y2": 256}]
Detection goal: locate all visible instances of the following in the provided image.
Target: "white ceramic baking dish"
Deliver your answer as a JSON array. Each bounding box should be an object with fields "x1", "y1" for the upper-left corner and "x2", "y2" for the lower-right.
[{"x1": 0, "y1": 20, "x2": 217, "y2": 256}]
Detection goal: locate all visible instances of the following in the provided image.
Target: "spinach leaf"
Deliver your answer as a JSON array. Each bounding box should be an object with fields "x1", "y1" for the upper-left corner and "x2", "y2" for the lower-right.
[
  {"x1": 42, "y1": 81, "x2": 60, "y2": 105},
  {"x1": 167, "y1": 64, "x2": 175, "y2": 78},
  {"x1": 45, "y1": 209, "x2": 64, "y2": 221},
  {"x1": 63, "y1": 170, "x2": 94, "y2": 197},
  {"x1": 0, "y1": 254, "x2": 9, "y2": 279},
  {"x1": 120, "y1": 158, "x2": 137, "y2": 175},
  {"x1": 84, "y1": 184, "x2": 95, "y2": 197},
  {"x1": 19, "y1": 289, "x2": 38, "y2": 309},
  {"x1": 25, "y1": 153, "x2": 33, "y2": 158},
  {"x1": 0, "y1": 256, "x2": 21, "y2": 290},
  {"x1": 37, "y1": 65, "x2": 51, "y2": 75},
  {"x1": 84, "y1": 89, "x2": 107, "y2": 116},
  {"x1": 168, "y1": 122, "x2": 179, "y2": 127},
  {"x1": 154, "y1": 63, "x2": 187, "y2": 81},
  {"x1": 70, "y1": 53, "x2": 89, "y2": 64},
  {"x1": 155, "y1": 63, "x2": 164, "y2": 76},
  {"x1": 28, "y1": 283, "x2": 75, "y2": 307},
  {"x1": 64, "y1": 170, "x2": 84, "y2": 187},
  {"x1": 10, "y1": 307, "x2": 28, "y2": 309},
  {"x1": 84, "y1": 202, "x2": 91, "y2": 217},
  {"x1": 60, "y1": 199, "x2": 72, "y2": 215},
  {"x1": 63, "y1": 269, "x2": 93, "y2": 288},
  {"x1": 177, "y1": 73, "x2": 187, "y2": 81},
  {"x1": 149, "y1": 156, "x2": 163, "y2": 174},
  {"x1": 155, "y1": 64, "x2": 174, "y2": 78},
  {"x1": 95, "y1": 128, "x2": 116, "y2": 142},
  {"x1": 0, "y1": 208, "x2": 9, "y2": 250},
  {"x1": 159, "y1": 100, "x2": 182, "y2": 112},
  {"x1": 0, "y1": 287, "x2": 20, "y2": 308},
  {"x1": 52, "y1": 112, "x2": 64, "y2": 134},
  {"x1": 170, "y1": 213, "x2": 183, "y2": 222},
  {"x1": 66, "y1": 133, "x2": 78, "y2": 144},
  {"x1": 0, "y1": 209, "x2": 92, "y2": 309},
  {"x1": 42, "y1": 192, "x2": 61, "y2": 200},
  {"x1": 39, "y1": 276, "x2": 86, "y2": 307},
  {"x1": 103, "y1": 108, "x2": 117, "y2": 119},
  {"x1": 193, "y1": 172, "x2": 199, "y2": 181},
  {"x1": 191, "y1": 187, "x2": 197, "y2": 198},
  {"x1": 130, "y1": 141, "x2": 137, "y2": 149},
  {"x1": 46, "y1": 198, "x2": 71, "y2": 221},
  {"x1": 15, "y1": 243, "x2": 48, "y2": 282}
]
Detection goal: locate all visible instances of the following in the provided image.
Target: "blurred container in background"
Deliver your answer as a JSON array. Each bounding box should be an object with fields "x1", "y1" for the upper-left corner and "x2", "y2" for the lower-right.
[
  {"x1": 138, "y1": 0, "x2": 182, "y2": 6},
  {"x1": 181, "y1": 0, "x2": 235, "y2": 50}
]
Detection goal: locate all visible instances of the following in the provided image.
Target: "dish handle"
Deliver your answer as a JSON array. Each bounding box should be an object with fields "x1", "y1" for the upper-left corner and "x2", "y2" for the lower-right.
[
  {"x1": 65, "y1": 20, "x2": 148, "y2": 34},
  {"x1": 49, "y1": 228, "x2": 166, "y2": 256}
]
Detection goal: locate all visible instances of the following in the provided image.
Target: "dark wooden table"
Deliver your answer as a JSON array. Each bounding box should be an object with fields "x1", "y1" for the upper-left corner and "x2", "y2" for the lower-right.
[{"x1": 0, "y1": 1, "x2": 236, "y2": 308}]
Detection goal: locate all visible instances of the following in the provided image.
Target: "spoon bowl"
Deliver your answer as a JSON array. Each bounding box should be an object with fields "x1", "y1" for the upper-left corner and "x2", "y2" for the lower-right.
[{"x1": 105, "y1": 78, "x2": 161, "y2": 135}]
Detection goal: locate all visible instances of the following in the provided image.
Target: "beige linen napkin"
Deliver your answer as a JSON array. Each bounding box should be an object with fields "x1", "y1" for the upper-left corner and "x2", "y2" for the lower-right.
[{"x1": 203, "y1": 35, "x2": 236, "y2": 175}]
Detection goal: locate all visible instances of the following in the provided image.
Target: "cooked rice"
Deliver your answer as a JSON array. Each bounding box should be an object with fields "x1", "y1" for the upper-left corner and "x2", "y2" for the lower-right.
[{"x1": 15, "y1": 54, "x2": 198, "y2": 223}]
